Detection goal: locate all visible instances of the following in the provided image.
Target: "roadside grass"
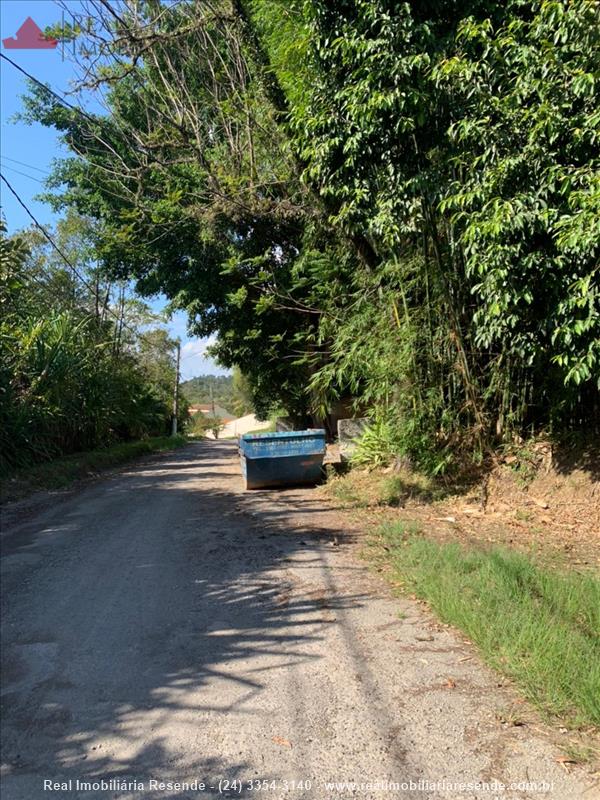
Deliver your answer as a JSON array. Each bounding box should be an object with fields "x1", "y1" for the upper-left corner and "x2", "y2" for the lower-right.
[
  {"x1": 325, "y1": 468, "x2": 440, "y2": 508},
  {"x1": 242, "y1": 423, "x2": 277, "y2": 436},
  {"x1": 208, "y1": 424, "x2": 277, "y2": 440},
  {"x1": 1, "y1": 435, "x2": 188, "y2": 503},
  {"x1": 377, "y1": 520, "x2": 600, "y2": 732}
]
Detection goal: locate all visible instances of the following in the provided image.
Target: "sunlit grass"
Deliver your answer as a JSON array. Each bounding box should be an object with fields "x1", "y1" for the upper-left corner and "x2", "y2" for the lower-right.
[
  {"x1": 378, "y1": 521, "x2": 600, "y2": 730},
  {"x1": 1, "y1": 435, "x2": 188, "y2": 502},
  {"x1": 325, "y1": 468, "x2": 439, "y2": 507}
]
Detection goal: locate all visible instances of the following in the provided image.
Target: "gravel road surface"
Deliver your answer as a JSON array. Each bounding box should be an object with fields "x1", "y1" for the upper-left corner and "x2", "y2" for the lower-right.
[{"x1": 1, "y1": 441, "x2": 595, "y2": 800}]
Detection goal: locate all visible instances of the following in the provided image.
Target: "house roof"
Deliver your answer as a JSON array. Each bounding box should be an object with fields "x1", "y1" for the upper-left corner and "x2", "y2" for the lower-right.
[{"x1": 189, "y1": 403, "x2": 235, "y2": 421}]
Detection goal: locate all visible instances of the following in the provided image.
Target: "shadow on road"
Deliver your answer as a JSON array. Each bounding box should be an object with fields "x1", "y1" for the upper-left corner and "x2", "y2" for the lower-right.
[{"x1": 1, "y1": 441, "x2": 375, "y2": 799}]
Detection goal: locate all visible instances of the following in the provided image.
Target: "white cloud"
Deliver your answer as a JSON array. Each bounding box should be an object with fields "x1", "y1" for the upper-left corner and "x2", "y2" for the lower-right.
[{"x1": 178, "y1": 336, "x2": 230, "y2": 379}]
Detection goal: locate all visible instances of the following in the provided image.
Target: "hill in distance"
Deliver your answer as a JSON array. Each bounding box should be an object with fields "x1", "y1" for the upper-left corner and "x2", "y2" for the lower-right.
[
  {"x1": 181, "y1": 374, "x2": 233, "y2": 407},
  {"x1": 180, "y1": 374, "x2": 254, "y2": 419}
]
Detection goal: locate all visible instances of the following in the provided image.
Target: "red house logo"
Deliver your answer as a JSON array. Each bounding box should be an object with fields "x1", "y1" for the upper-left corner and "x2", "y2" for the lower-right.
[{"x1": 2, "y1": 17, "x2": 59, "y2": 49}]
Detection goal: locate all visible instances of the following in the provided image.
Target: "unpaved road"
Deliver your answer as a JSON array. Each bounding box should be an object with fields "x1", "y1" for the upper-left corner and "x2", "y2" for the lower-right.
[{"x1": 1, "y1": 442, "x2": 596, "y2": 800}]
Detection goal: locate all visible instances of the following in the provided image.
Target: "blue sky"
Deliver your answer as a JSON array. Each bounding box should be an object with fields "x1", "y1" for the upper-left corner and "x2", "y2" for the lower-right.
[{"x1": 0, "y1": 0, "x2": 227, "y2": 378}]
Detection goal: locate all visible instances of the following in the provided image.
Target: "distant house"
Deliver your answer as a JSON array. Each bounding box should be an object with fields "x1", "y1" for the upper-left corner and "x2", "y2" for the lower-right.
[
  {"x1": 188, "y1": 404, "x2": 235, "y2": 422},
  {"x1": 188, "y1": 404, "x2": 211, "y2": 415}
]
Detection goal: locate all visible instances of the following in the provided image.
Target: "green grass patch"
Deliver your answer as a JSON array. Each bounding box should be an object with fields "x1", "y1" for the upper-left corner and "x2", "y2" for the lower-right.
[
  {"x1": 378, "y1": 521, "x2": 600, "y2": 730},
  {"x1": 243, "y1": 423, "x2": 277, "y2": 436},
  {"x1": 218, "y1": 424, "x2": 276, "y2": 440},
  {"x1": 325, "y1": 468, "x2": 439, "y2": 508},
  {"x1": 1, "y1": 435, "x2": 188, "y2": 503}
]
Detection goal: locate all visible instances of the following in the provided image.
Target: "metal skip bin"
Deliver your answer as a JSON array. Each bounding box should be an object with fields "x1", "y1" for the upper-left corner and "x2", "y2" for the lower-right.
[{"x1": 239, "y1": 429, "x2": 327, "y2": 490}]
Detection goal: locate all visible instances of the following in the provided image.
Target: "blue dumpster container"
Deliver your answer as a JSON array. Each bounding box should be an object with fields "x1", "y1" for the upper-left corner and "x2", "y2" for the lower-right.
[{"x1": 239, "y1": 429, "x2": 327, "y2": 489}]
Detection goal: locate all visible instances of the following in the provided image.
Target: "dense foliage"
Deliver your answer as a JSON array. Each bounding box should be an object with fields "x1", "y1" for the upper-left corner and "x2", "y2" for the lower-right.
[
  {"x1": 0, "y1": 218, "x2": 185, "y2": 474},
  {"x1": 280, "y1": 0, "x2": 600, "y2": 461},
  {"x1": 21, "y1": 0, "x2": 599, "y2": 470}
]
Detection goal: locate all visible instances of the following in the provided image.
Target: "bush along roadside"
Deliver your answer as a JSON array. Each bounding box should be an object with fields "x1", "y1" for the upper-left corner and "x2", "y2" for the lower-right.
[
  {"x1": 0, "y1": 435, "x2": 188, "y2": 504},
  {"x1": 376, "y1": 521, "x2": 600, "y2": 733}
]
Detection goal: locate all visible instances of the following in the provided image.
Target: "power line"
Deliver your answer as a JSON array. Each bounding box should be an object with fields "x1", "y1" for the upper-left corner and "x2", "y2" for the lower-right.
[
  {"x1": 0, "y1": 52, "x2": 99, "y2": 126},
  {"x1": 0, "y1": 156, "x2": 50, "y2": 175},
  {"x1": 0, "y1": 52, "x2": 133, "y2": 170},
  {"x1": 2, "y1": 171, "x2": 92, "y2": 285},
  {"x1": 180, "y1": 349, "x2": 206, "y2": 360},
  {"x1": 0, "y1": 53, "x2": 147, "y2": 205},
  {"x1": 2, "y1": 172, "x2": 182, "y2": 364},
  {"x1": 0, "y1": 163, "x2": 45, "y2": 184},
  {"x1": 0, "y1": 171, "x2": 158, "y2": 347},
  {"x1": 0, "y1": 58, "x2": 185, "y2": 375}
]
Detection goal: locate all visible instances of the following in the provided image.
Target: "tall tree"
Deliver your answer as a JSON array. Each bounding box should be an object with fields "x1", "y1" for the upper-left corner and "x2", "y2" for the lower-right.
[{"x1": 20, "y1": 0, "x2": 599, "y2": 467}]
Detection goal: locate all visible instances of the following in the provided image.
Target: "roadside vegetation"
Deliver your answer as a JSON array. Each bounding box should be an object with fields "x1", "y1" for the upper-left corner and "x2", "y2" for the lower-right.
[
  {"x1": 242, "y1": 423, "x2": 277, "y2": 436},
  {"x1": 0, "y1": 434, "x2": 188, "y2": 503},
  {"x1": 377, "y1": 522, "x2": 600, "y2": 732},
  {"x1": 2, "y1": 0, "x2": 598, "y2": 745},
  {"x1": 188, "y1": 412, "x2": 225, "y2": 439},
  {"x1": 0, "y1": 216, "x2": 188, "y2": 479},
  {"x1": 326, "y1": 467, "x2": 440, "y2": 508},
  {"x1": 323, "y1": 442, "x2": 600, "y2": 745},
  {"x1": 21, "y1": 0, "x2": 597, "y2": 465}
]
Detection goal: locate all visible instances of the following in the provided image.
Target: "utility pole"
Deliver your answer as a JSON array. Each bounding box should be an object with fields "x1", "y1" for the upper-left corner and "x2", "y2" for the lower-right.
[{"x1": 171, "y1": 340, "x2": 180, "y2": 436}]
